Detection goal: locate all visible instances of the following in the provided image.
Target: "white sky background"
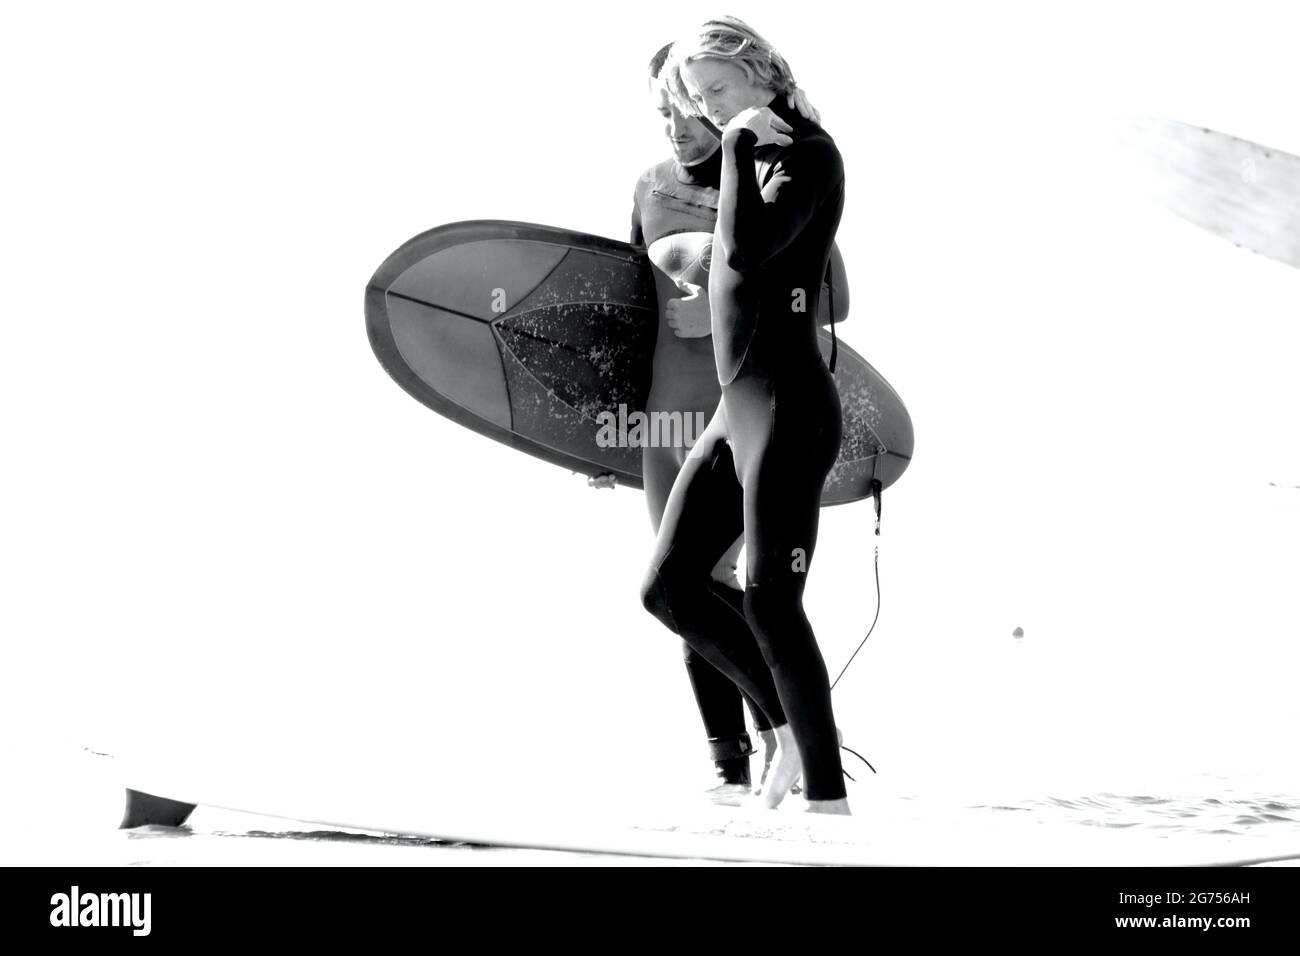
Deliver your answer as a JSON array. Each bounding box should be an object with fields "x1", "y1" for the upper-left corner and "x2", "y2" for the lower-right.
[{"x1": 4, "y1": 0, "x2": 1299, "y2": 811}]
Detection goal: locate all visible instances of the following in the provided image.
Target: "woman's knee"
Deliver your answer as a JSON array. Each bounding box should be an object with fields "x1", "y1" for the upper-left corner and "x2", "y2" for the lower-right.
[
  {"x1": 639, "y1": 565, "x2": 673, "y2": 627},
  {"x1": 641, "y1": 559, "x2": 715, "y2": 634},
  {"x1": 741, "y1": 581, "x2": 806, "y2": 661}
]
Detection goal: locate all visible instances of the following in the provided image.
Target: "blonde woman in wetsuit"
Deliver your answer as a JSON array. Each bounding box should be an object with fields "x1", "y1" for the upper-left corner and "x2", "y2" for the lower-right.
[
  {"x1": 640, "y1": 17, "x2": 850, "y2": 814},
  {"x1": 631, "y1": 42, "x2": 849, "y2": 805}
]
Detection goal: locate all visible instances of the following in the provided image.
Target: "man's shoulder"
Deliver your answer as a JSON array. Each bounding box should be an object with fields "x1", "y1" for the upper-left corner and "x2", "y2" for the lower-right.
[{"x1": 633, "y1": 156, "x2": 680, "y2": 199}]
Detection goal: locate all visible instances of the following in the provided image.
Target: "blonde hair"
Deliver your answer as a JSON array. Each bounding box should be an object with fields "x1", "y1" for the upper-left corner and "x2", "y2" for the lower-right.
[{"x1": 662, "y1": 16, "x2": 811, "y2": 120}]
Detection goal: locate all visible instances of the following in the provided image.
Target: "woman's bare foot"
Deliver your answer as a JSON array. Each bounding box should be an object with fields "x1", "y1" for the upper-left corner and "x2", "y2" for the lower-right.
[
  {"x1": 805, "y1": 797, "x2": 851, "y2": 815},
  {"x1": 755, "y1": 728, "x2": 777, "y2": 790},
  {"x1": 759, "y1": 724, "x2": 803, "y2": 809}
]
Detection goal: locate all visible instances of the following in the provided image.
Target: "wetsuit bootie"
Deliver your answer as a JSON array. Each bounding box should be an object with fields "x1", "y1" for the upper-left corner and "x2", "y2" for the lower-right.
[{"x1": 704, "y1": 733, "x2": 754, "y2": 804}]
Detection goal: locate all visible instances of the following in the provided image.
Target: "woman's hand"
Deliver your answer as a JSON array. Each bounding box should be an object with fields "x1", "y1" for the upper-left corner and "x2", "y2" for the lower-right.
[
  {"x1": 665, "y1": 282, "x2": 711, "y2": 338},
  {"x1": 785, "y1": 87, "x2": 820, "y2": 124},
  {"x1": 723, "y1": 107, "x2": 793, "y2": 147}
]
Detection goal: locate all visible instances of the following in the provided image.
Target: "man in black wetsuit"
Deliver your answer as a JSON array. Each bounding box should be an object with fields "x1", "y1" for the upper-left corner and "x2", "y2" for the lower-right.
[
  {"x1": 631, "y1": 45, "x2": 767, "y2": 801},
  {"x1": 630, "y1": 44, "x2": 848, "y2": 801}
]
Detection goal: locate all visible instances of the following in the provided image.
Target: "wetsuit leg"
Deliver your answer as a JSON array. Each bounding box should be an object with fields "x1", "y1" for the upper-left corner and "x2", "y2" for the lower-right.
[
  {"x1": 700, "y1": 577, "x2": 773, "y2": 734},
  {"x1": 644, "y1": 443, "x2": 754, "y2": 784},
  {"x1": 726, "y1": 363, "x2": 846, "y2": 801},
  {"x1": 640, "y1": 422, "x2": 788, "y2": 730}
]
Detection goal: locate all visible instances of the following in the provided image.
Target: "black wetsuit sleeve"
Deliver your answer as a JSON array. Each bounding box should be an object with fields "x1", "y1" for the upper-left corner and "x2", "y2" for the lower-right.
[{"x1": 717, "y1": 128, "x2": 843, "y2": 272}]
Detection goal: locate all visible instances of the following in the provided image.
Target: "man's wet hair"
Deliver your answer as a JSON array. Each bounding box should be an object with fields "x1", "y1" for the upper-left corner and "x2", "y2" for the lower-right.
[{"x1": 648, "y1": 43, "x2": 673, "y2": 80}]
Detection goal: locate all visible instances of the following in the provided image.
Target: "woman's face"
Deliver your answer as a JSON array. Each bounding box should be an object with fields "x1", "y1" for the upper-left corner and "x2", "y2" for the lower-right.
[{"x1": 679, "y1": 57, "x2": 771, "y2": 128}]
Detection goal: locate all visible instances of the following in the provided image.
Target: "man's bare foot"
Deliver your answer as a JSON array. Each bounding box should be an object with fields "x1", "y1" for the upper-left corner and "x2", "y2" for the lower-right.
[
  {"x1": 759, "y1": 724, "x2": 802, "y2": 809},
  {"x1": 805, "y1": 797, "x2": 851, "y2": 815},
  {"x1": 704, "y1": 782, "x2": 751, "y2": 807}
]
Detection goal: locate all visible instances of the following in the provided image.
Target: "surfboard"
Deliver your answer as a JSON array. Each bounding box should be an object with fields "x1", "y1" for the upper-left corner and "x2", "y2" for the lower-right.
[
  {"x1": 1129, "y1": 119, "x2": 1300, "y2": 270},
  {"x1": 365, "y1": 220, "x2": 913, "y2": 505},
  {"x1": 97, "y1": 748, "x2": 1300, "y2": 867}
]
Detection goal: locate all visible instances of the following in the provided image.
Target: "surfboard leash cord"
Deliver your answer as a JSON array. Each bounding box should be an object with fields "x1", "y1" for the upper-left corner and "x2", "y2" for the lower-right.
[
  {"x1": 829, "y1": 475, "x2": 885, "y2": 779},
  {"x1": 831, "y1": 475, "x2": 883, "y2": 692}
]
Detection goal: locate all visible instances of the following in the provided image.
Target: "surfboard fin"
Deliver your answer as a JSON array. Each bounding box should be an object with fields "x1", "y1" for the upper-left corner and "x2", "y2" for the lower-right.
[{"x1": 120, "y1": 789, "x2": 196, "y2": 829}]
